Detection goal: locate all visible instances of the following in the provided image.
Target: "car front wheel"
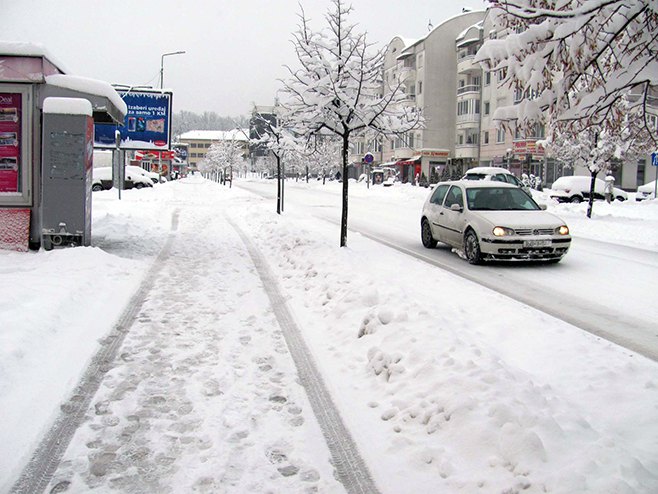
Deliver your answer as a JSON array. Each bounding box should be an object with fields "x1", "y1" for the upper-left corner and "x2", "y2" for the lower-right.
[
  {"x1": 570, "y1": 195, "x2": 583, "y2": 203},
  {"x1": 92, "y1": 184, "x2": 103, "y2": 192},
  {"x1": 421, "y1": 218, "x2": 437, "y2": 248},
  {"x1": 134, "y1": 183, "x2": 144, "y2": 189},
  {"x1": 464, "y1": 230, "x2": 482, "y2": 265}
]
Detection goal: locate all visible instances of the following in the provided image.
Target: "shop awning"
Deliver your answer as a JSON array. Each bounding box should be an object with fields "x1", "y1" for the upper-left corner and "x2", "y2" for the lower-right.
[
  {"x1": 396, "y1": 155, "x2": 422, "y2": 165},
  {"x1": 40, "y1": 74, "x2": 127, "y2": 124}
]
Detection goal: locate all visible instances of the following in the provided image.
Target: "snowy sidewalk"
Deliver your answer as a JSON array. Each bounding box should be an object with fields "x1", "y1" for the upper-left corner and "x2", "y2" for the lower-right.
[{"x1": 30, "y1": 204, "x2": 345, "y2": 493}]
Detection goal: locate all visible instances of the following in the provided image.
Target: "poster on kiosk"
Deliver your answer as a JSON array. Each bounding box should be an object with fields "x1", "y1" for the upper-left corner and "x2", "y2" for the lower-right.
[{"x1": 0, "y1": 92, "x2": 21, "y2": 194}]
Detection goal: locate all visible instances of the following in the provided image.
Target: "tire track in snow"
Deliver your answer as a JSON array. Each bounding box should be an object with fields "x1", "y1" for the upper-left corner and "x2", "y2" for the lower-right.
[
  {"x1": 227, "y1": 216, "x2": 381, "y2": 494},
  {"x1": 10, "y1": 209, "x2": 181, "y2": 494}
]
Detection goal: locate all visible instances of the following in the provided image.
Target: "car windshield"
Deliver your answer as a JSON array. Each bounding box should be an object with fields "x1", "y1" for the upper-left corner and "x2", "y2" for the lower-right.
[{"x1": 466, "y1": 187, "x2": 540, "y2": 211}]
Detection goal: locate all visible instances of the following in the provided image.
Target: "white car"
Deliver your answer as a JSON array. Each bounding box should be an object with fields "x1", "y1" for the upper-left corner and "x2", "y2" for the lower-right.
[
  {"x1": 549, "y1": 175, "x2": 627, "y2": 203},
  {"x1": 421, "y1": 180, "x2": 571, "y2": 264},
  {"x1": 126, "y1": 165, "x2": 166, "y2": 184},
  {"x1": 462, "y1": 166, "x2": 532, "y2": 196},
  {"x1": 636, "y1": 180, "x2": 657, "y2": 201},
  {"x1": 92, "y1": 167, "x2": 153, "y2": 191}
]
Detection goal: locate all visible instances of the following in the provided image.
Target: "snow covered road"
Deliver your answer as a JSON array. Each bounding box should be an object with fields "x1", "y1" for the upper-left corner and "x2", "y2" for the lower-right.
[{"x1": 236, "y1": 179, "x2": 658, "y2": 361}]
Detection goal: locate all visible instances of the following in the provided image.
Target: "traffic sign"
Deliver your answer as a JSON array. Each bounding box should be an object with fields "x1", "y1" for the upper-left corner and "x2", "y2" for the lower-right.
[
  {"x1": 364, "y1": 152, "x2": 374, "y2": 164},
  {"x1": 651, "y1": 152, "x2": 658, "y2": 167}
]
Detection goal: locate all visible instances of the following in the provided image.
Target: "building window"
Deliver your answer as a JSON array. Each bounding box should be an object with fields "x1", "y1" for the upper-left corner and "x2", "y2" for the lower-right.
[
  {"x1": 483, "y1": 131, "x2": 489, "y2": 144},
  {"x1": 497, "y1": 127, "x2": 506, "y2": 143},
  {"x1": 417, "y1": 53, "x2": 424, "y2": 68},
  {"x1": 484, "y1": 101, "x2": 490, "y2": 115},
  {"x1": 485, "y1": 71, "x2": 491, "y2": 86},
  {"x1": 418, "y1": 81, "x2": 423, "y2": 95},
  {"x1": 498, "y1": 68, "x2": 507, "y2": 81}
]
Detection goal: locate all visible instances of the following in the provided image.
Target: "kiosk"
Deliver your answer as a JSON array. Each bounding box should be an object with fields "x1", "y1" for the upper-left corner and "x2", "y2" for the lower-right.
[{"x1": 0, "y1": 42, "x2": 126, "y2": 250}]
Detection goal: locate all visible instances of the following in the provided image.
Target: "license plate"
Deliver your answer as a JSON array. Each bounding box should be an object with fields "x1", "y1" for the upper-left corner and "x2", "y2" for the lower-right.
[{"x1": 524, "y1": 239, "x2": 551, "y2": 248}]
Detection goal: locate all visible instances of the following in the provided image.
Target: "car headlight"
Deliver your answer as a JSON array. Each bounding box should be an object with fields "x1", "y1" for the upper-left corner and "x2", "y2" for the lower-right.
[
  {"x1": 557, "y1": 225, "x2": 570, "y2": 235},
  {"x1": 492, "y1": 226, "x2": 515, "y2": 237}
]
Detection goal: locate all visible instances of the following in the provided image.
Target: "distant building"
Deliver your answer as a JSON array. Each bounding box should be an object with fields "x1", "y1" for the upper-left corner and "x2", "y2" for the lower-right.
[{"x1": 178, "y1": 129, "x2": 249, "y2": 169}]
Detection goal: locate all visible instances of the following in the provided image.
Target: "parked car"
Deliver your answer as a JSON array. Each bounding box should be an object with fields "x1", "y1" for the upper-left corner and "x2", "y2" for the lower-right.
[
  {"x1": 92, "y1": 167, "x2": 153, "y2": 191},
  {"x1": 126, "y1": 165, "x2": 166, "y2": 184},
  {"x1": 421, "y1": 180, "x2": 571, "y2": 264},
  {"x1": 549, "y1": 175, "x2": 627, "y2": 203},
  {"x1": 636, "y1": 180, "x2": 657, "y2": 201},
  {"x1": 462, "y1": 166, "x2": 532, "y2": 196}
]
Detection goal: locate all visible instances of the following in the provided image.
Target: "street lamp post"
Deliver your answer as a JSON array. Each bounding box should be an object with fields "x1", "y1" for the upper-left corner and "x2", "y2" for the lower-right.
[
  {"x1": 160, "y1": 50, "x2": 186, "y2": 89},
  {"x1": 158, "y1": 51, "x2": 185, "y2": 180}
]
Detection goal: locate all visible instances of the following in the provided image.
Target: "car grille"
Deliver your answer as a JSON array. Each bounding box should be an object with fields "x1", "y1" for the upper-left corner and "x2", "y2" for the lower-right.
[{"x1": 514, "y1": 228, "x2": 555, "y2": 236}]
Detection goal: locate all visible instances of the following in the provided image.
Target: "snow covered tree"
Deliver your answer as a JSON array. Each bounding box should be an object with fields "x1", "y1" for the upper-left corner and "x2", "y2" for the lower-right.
[
  {"x1": 476, "y1": 0, "x2": 658, "y2": 146},
  {"x1": 250, "y1": 109, "x2": 301, "y2": 214},
  {"x1": 281, "y1": 0, "x2": 422, "y2": 247},
  {"x1": 201, "y1": 136, "x2": 246, "y2": 186},
  {"x1": 544, "y1": 111, "x2": 650, "y2": 217},
  {"x1": 307, "y1": 135, "x2": 342, "y2": 184}
]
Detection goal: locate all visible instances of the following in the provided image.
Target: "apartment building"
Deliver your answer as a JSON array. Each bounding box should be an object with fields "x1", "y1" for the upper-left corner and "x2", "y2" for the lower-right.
[
  {"x1": 351, "y1": 10, "x2": 486, "y2": 183},
  {"x1": 178, "y1": 129, "x2": 249, "y2": 169},
  {"x1": 354, "y1": 8, "x2": 656, "y2": 190}
]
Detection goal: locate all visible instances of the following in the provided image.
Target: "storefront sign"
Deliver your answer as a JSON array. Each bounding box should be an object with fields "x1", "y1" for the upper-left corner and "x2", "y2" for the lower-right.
[
  {"x1": 0, "y1": 93, "x2": 21, "y2": 193},
  {"x1": 513, "y1": 140, "x2": 545, "y2": 156},
  {"x1": 94, "y1": 90, "x2": 172, "y2": 150},
  {"x1": 421, "y1": 149, "x2": 450, "y2": 158}
]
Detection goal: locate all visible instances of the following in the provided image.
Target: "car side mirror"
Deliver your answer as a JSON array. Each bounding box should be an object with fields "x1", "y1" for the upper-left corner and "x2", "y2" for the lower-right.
[
  {"x1": 450, "y1": 203, "x2": 463, "y2": 212},
  {"x1": 539, "y1": 204, "x2": 547, "y2": 210}
]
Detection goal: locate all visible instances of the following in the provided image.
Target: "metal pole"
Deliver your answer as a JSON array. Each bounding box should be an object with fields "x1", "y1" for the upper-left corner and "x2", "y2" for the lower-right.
[{"x1": 160, "y1": 51, "x2": 186, "y2": 89}]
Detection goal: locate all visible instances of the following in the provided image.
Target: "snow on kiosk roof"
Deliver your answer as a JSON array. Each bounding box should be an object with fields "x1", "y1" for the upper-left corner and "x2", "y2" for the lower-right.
[{"x1": 42, "y1": 75, "x2": 127, "y2": 124}]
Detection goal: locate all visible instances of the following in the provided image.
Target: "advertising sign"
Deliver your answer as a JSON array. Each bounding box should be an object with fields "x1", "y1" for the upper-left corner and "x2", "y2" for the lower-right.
[
  {"x1": 94, "y1": 90, "x2": 172, "y2": 150},
  {"x1": 0, "y1": 93, "x2": 21, "y2": 193}
]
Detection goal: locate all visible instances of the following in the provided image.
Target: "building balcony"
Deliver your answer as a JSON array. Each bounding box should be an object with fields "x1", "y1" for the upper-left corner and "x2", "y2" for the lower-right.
[
  {"x1": 399, "y1": 65, "x2": 416, "y2": 81},
  {"x1": 457, "y1": 55, "x2": 480, "y2": 75},
  {"x1": 456, "y1": 113, "x2": 480, "y2": 126},
  {"x1": 457, "y1": 84, "x2": 481, "y2": 96},
  {"x1": 455, "y1": 143, "x2": 479, "y2": 159},
  {"x1": 393, "y1": 147, "x2": 416, "y2": 160},
  {"x1": 398, "y1": 93, "x2": 417, "y2": 107}
]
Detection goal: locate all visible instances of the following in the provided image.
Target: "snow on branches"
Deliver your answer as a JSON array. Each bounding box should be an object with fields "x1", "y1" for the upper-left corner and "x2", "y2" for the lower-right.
[
  {"x1": 280, "y1": 0, "x2": 422, "y2": 246},
  {"x1": 477, "y1": 0, "x2": 658, "y2": 145},
  {"x1": 280, "y1": 0, "x2": 422, "y2": 144}
]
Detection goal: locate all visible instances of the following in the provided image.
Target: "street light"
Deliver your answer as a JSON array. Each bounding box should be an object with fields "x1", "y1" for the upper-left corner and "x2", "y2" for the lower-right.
[{"x1": 160, "y1": 51, "x2": 186, "y2": 89}]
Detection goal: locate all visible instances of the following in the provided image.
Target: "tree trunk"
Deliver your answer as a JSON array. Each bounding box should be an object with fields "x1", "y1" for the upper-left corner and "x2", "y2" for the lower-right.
[
  {"x1": 587, "y1": 171, "x2": 598, "y2": 219},
  {"x1": 276, "y1": 155, "x2": 282, "y2": 215},
  {"x1": 340, "y1": 133, "x2": 349, "y2": 247}
]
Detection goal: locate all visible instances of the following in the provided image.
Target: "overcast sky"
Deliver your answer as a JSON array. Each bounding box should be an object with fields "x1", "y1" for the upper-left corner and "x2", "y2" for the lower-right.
[{"x1": 3, "y1": 0, "x2": 486, "y2": 117}]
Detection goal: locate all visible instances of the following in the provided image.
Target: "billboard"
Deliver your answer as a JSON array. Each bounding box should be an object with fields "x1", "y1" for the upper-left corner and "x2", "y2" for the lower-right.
[{"x1": 94, "y1": 89, "x2": 172, "y2": 150}]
